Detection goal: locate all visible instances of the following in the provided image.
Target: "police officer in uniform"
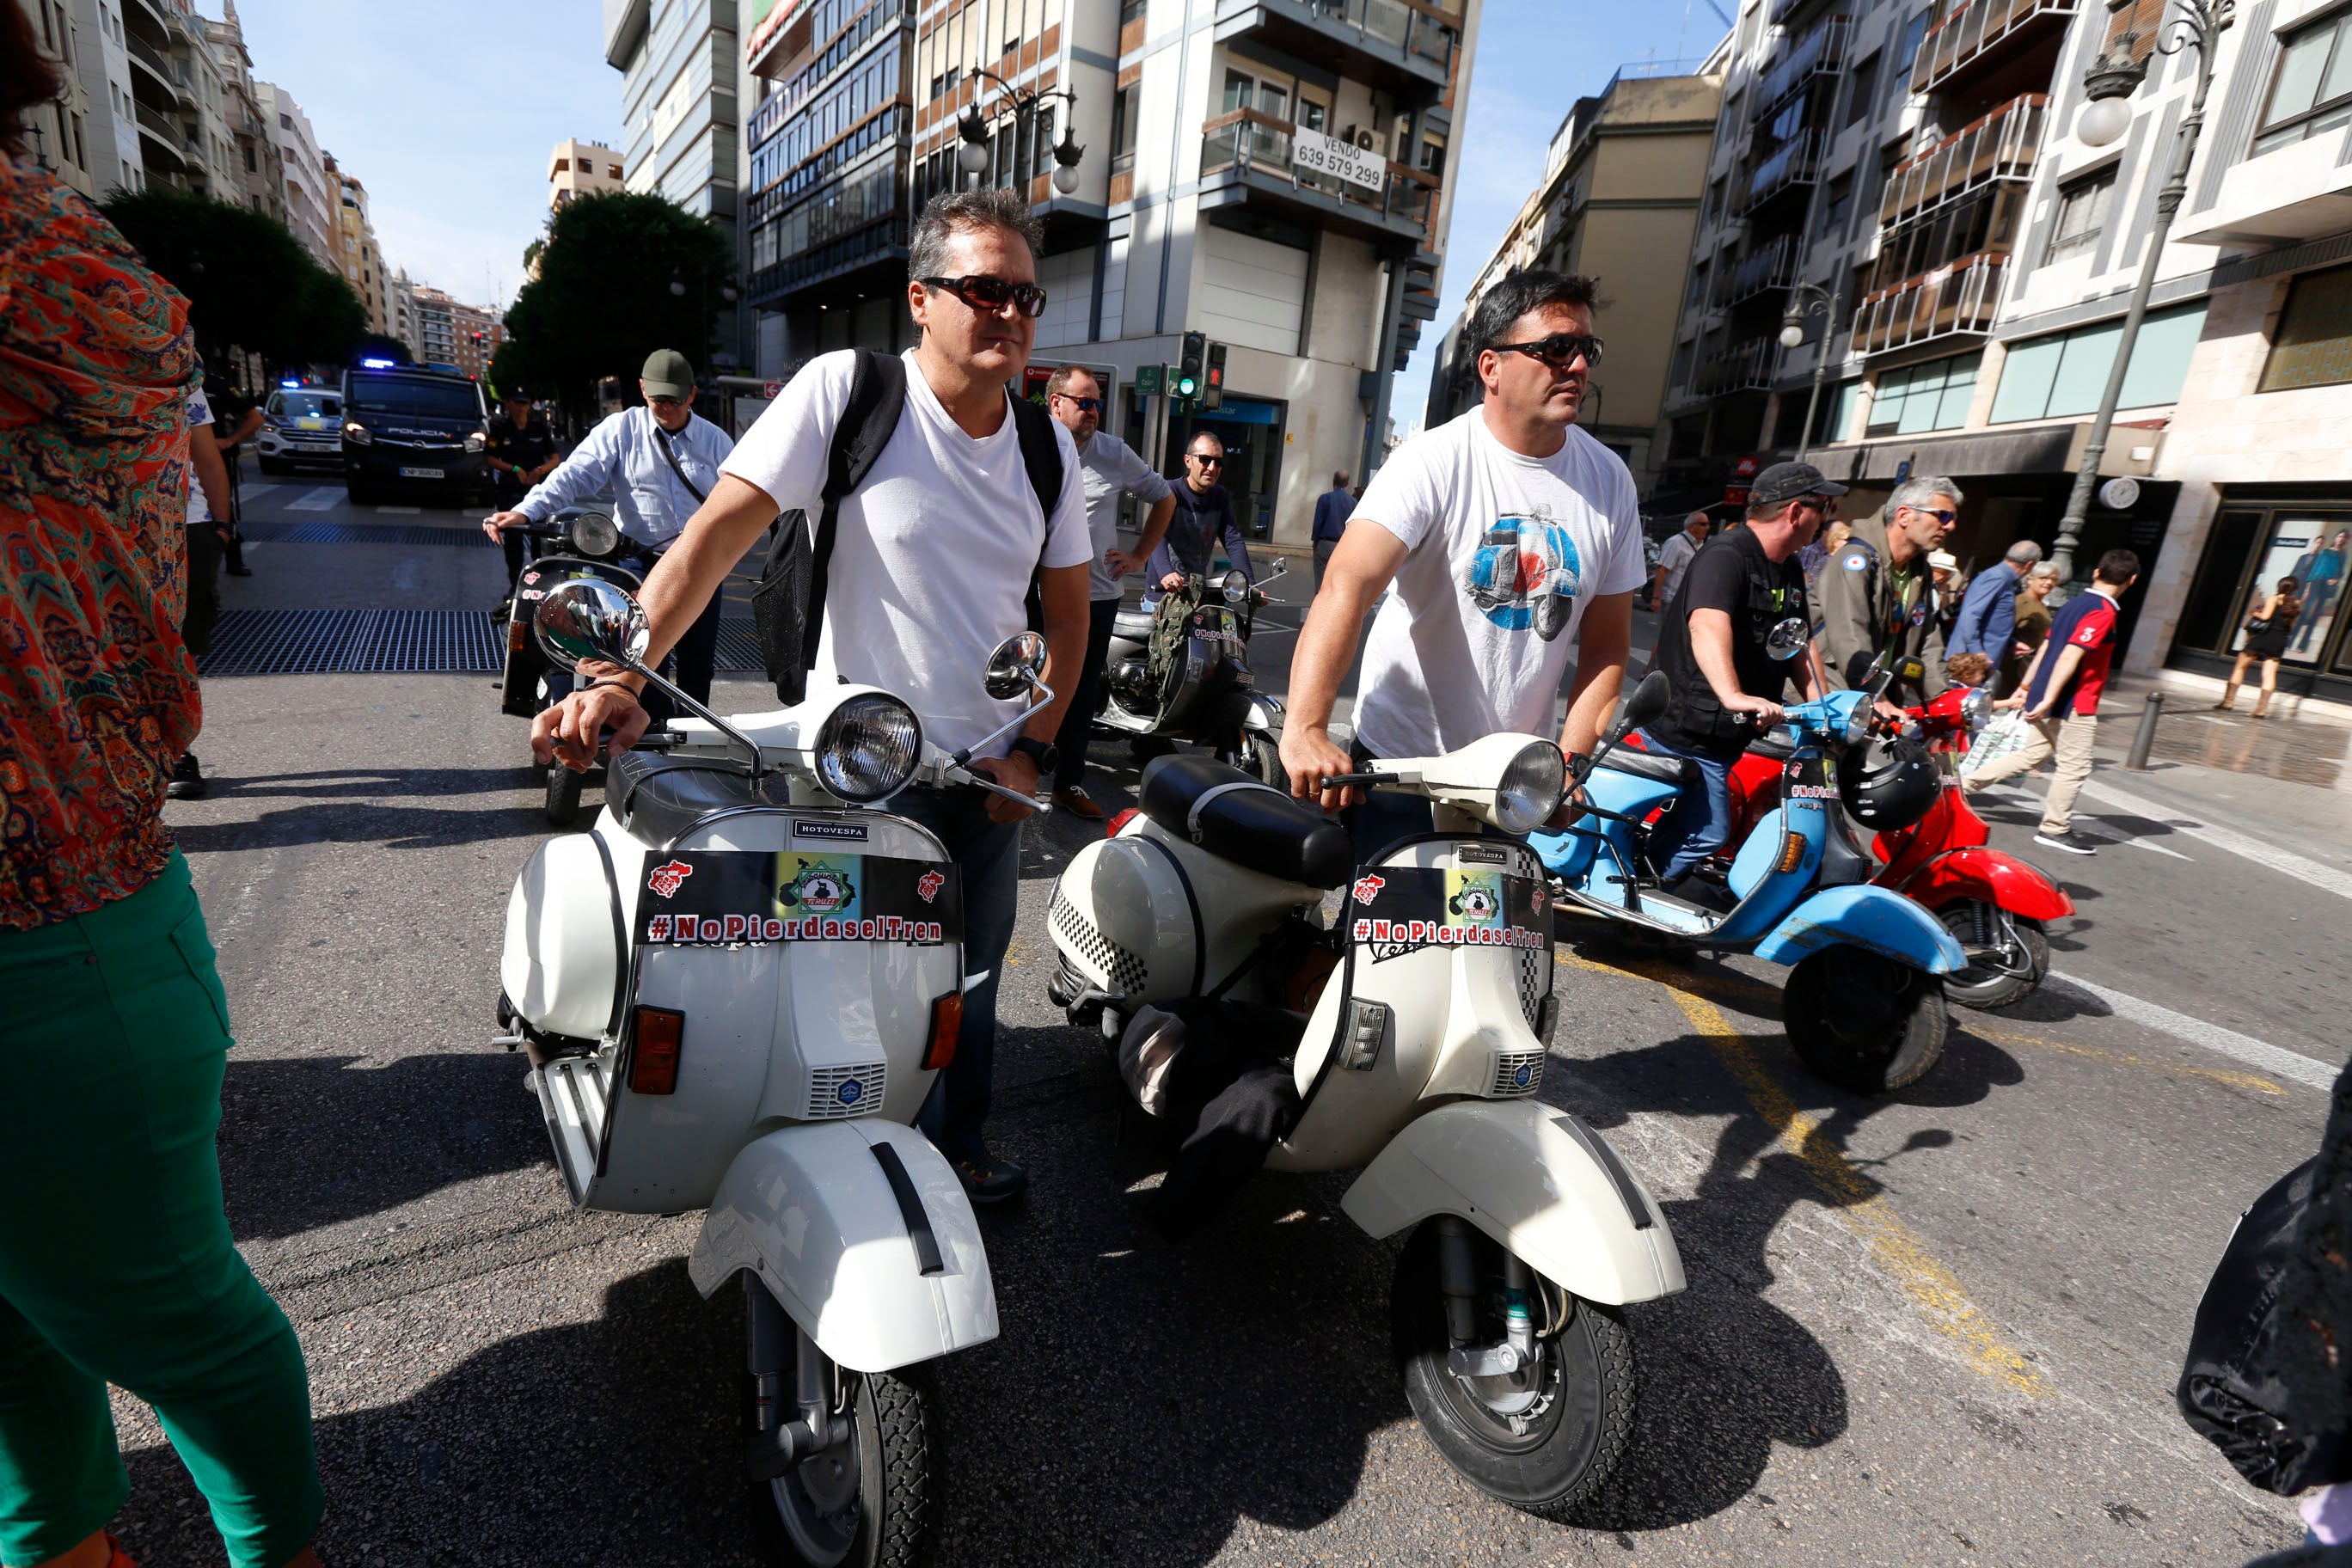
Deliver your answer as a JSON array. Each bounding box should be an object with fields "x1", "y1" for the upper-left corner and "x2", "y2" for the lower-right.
[
  {"x1": 1635, "y1": 461, "x2": 1836, "y2": 888},
  {"x1": 485, "y1": 385, "x2": 563, "y2": 593}
]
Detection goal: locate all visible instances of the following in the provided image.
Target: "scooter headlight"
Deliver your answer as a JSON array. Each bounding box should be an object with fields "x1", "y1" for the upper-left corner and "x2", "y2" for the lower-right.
[
  {"x1": 1221, "y1": 569, "x2": 1249, "y2": 605},
  {"x1": 1960, "y1": 687, "x2": 1992, "y2": 733},
  {"x1": 1494, "y1": 740, "x2": 1567, "y2": 836},
  {"x1": 565, "y1": 509, "x2": 620, "y2": 559},
  {"x1": 814, "y1": 694, "x2": 922, "y2": 804},
  {"x1": 1844, "y1": 698, "x2": 1871, "y2": 745}
]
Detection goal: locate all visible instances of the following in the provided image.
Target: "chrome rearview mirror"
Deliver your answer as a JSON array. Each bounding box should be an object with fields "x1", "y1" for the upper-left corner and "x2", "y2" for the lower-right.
[
  {"x1": 1765, "y1": 615, "x2": 1810, "y2": 661},
  {"x1": 983, "y1": 631, "x2": 1049, "y2": 701},
  {"x1": 534, "y1": 578, "x2": 650, "y2": 673}
]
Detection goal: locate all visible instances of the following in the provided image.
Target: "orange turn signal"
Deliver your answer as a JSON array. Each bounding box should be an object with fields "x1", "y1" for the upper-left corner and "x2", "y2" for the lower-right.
[
  {"x1": 508, "y1": 615, "x2": 530, "y2": 652},
  {"x1": 629, "y1": 1005, "x2": 684, "y2": 1094},
  {"x1": 924, "y1": 992, "x2": 963, "y2": 1072},
  {"x1": 1106, "y1": 808, "x2": 1139, "y2": 838}
]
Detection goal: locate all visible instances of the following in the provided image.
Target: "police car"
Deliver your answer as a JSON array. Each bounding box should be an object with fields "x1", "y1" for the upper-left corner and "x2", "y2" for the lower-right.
[{"x1": 254, "y1": 383, "x2": 345, "y2": 474}]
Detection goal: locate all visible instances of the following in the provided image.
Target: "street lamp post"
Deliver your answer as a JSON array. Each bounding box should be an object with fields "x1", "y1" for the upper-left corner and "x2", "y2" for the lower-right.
[
  {"x1": 955, "y1": 70, "x2": 1086, "y2": 194},
  {"x1": 1780, "y1": 278, "x2": 1844, "y2": 464},
  {"x1": 2046, "y1": 0, "x2": 2234, "y2": 587}
]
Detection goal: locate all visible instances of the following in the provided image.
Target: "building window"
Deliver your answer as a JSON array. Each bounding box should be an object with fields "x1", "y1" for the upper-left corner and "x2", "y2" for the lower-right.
[
  {"x1": 1892, "y1": 9, "x2": 1930, "y2": 101},
  {"x1": 1823, "y1": 170, "x2": 1853, "y2": 227},
  {"x1": 2261, "y1": 262, "x2": 2352, "y2": 391},
  {"x1": 1847, "y1": 52, "x2": 1879, "y2": 126},
  {"x1": 1865, "y1": 351, "x2": 1981, "y2": 435},
  {"x1": 1670, "y1": 338, "x2": 1694, "y2": 389},
  {"x1": 1991, "y1": 301, "x2": 2208, "y2": 420},
  {"x1": 1685, "y1": 260, "x2": 1709, "y2": 309},
  {"x1": 2256, "y1": 9, "x2": 2352, "y2": 156},
  {"x1": 2043, "y1": 165, "x2": 2115, "y2": 265},
  {"x1": 1703, "y1": 174, "x2": 1726, "y2": 225},
  {"x1": 1419, "y1": 134, "x2": 1445, "y2": 173}
]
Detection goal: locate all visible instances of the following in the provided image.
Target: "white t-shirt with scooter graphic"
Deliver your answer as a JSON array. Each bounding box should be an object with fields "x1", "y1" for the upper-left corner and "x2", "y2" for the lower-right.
[{"x1": 1351, "y1": 410, "x2": 1645, "y2": 759}]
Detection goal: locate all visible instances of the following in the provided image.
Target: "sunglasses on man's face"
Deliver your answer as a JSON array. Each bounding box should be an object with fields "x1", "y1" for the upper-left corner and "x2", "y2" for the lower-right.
[
  {"x1": 921, "y1": 274, "x2": 1048, "y2": 319},
  {"x1": 1491, "y1": 332, "x2": 1605, "y2": 370},
  {"x1": 1187, "y1": 452, "x2": 1223, "y2": 467},
  {"x1": 1909, "y1": 506, "x2": 1958, "y2": 526},
  {"x1": 1054, "y1": 394, "x2": 1103, "y2": 412}
]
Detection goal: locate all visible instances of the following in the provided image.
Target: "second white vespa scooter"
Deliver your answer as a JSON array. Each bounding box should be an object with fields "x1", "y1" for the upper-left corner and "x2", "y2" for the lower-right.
[
  {"x1": 498, "y1": 579, "x2": 1051, "y2": 1567},
  {"x1": 1044, "y1": 719, "x2": 1686, "y2": 1519}
]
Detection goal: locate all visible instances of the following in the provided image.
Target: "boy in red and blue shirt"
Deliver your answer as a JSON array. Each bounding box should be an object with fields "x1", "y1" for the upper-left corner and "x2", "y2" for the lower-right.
[{"x1": 1962, "y1": 548, "x2": 2141, "y2": 855}]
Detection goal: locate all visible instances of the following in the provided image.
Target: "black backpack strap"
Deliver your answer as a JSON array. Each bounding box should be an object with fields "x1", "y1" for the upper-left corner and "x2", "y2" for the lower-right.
[
  {"x1": 799, "y1": 347, "x2": 910, "y2": 674},
  {"x1": 1006, "y1": 392, "x2": 1067, "y2": 632}
]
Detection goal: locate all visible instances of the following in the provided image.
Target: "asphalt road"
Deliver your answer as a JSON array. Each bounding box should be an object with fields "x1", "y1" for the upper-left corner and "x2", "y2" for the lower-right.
[{"x1": 111, "y1": 472, "x2": 2336, "y2": 1566}]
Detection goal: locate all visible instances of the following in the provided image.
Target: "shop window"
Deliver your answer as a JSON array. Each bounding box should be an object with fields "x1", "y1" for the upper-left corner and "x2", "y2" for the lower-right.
[
  {"x1": 1865, "y1": 351, "x2": 1980, "y2": 435},
  {"x1": 2256, "y1": 8, "x2": 2352, "y2": 155},
  {"x1": 2179, "y1": 509, "x2": 2352, "y2": 665},
  {"x1": 2043, "y1": 164, "x2": 2115, "y2": 265},
  {"x1": 1991, "y1": 302, "x2": 2207, "y2": 422},
  {"x1": 1812, "y1": 378, "x2": 1860, "y2": 444},
  {"x1": 2260, "y1": 261, "x2": 2352, "y2": 391}
]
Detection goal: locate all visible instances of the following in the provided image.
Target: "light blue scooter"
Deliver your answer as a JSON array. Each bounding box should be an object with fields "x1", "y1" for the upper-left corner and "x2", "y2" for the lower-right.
[{"x1": 1532, "y1": 670, "x2": 1967, "y2": 1093}]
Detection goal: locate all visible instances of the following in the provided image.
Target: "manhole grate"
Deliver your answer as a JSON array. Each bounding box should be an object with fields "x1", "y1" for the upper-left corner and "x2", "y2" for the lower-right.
[
  {"x1": 199, "y1": 610, "x2": 769, "y2": 677},
  {"x1": 240, "y1": 521, "x2": 493, "y2": 548}
]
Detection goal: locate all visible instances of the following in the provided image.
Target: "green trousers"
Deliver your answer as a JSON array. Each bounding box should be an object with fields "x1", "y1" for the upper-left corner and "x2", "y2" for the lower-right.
[{"x1": 0, "y1": 853, "x2": 322, "y2": 1568}]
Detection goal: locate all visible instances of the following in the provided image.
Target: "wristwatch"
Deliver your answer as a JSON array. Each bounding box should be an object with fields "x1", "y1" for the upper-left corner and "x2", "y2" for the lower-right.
[{"x1": 1008, "y1": 735, "x2": 1059, "y2": 775}]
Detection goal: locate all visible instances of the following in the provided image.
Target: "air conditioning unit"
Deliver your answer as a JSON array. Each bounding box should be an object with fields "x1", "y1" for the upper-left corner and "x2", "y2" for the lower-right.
[{"x1": 1339, "y1": 125, "x2": 1378, "y2": 151}]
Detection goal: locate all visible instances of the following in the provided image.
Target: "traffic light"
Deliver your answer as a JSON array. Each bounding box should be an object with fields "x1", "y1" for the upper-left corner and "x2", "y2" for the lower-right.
[
  {"x1": 1202, "y1": 340, "x2": 1227, "y2": 411},
  {"x1": 1175, "y1": 330, "x2": 1206, "y2": 401}
]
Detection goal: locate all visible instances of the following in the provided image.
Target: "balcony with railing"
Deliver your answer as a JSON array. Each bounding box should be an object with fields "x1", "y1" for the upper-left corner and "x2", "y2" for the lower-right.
[
  {"x1": 1852, "y1": 251, "x2": 2007, "y2": 355},
  {"x1": 1695, "y1": 337, "x2": 1779, "y2": 396},
  {"x1": 1910, "y1": 0, "x2": 2079, "y2": 97},
  {"x1": 1879, "y1": 93, "x2": 2044, "y2": 231},
  {"x1": 1212, "y1": 0, "x2": 1461, "y2": 101},
  {"x1": 1752, "y1": 15, "x2": 1851, "y2": 122},
  {"x1": 1722, "y1": 232, "x2": 1799, "y2": 305},
  {"x1": 1199, "y1": 107, "x2": 1438, "y2": 242},
  {"x1": 1740, "y1": 128, "x2": 1823, "y2": 215},
  {"x1": 133, "y1": 101, "x2": 187, "y2": 170}
]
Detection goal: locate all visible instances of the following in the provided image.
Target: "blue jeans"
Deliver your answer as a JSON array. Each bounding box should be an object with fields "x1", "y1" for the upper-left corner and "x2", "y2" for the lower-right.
[
  {"x1": 1345, "y1": 790, "x2": 1434, "y2": 865},
  {"x1": 1634, "y1": 729, "x2": 1735, "y2": 882},
  {"x1": 891, "y1": 784, "x2": 1024, "y2": 1163}
]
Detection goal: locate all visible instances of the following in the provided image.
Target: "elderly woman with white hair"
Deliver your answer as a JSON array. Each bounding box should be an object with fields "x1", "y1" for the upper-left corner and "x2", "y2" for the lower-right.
[
  {"x1": 1810, "y1": 475, "x2": 1963, "y2": 699},
  {"x1": 2002, "y1": 560, "x2": 2062, "y2": 697}
]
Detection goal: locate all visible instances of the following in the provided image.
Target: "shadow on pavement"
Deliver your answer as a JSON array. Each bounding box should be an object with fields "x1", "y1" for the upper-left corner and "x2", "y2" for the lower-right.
[
  {"x1": 218, "y1": 1053, "x2": 548, "y2": 1241},
  {"x1": 199, "y1": 767, "x2": 533, "y2": 801},
  {"x1": 172, "y1": 799, "x2": 546, "y2": 854}
]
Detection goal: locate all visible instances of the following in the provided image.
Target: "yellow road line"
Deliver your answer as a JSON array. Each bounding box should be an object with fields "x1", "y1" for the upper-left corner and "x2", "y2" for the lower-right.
[
  {"x1": 1555, "y1": 947, "x2": 2050, "y2": 1395},
  {"x1": 1969, "y1": 1025, "x2": 2285, "y2": 1097}
]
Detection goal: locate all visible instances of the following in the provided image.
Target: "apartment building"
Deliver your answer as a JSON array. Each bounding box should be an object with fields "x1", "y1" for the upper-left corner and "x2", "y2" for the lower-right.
[
  {"x1": 1424, "y1": 58, "x2": 1726, "y2": 494},
  {"x1": 17, "y1": 0, "x2": 101, "y2": 197},
  {"x1": 256, "y1": 82, "x2": 335, "y2": 264},
  {"x1": 327, "y1": 158, "x2": 393, "y2": 335},
  {"x1": 389, "y1": 269, "x2": 421, "y2": 359},
  {"x1": 607, "y1": 0, "x2": 748, "y2": 367},
  {"x1": 551, "y1": 138, "x2": 628, "y2": 209},
  {"x1": 47, "y1": 0, "x2": 148, "y2": 199},
  {"x1": 115, "y1": 0, "x2": 234, "y2": 201},
  {"x1": 449, "y1": 300, "x2": 506, "y2": 381},
  {"x1": 202, "y1": 0, "x2": 285, "y2": 221}
]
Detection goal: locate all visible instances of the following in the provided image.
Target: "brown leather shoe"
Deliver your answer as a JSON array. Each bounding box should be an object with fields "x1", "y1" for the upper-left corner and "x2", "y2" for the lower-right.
[{"x1": 1052, "y1": 787, "x2": 1106, "y2": 819}]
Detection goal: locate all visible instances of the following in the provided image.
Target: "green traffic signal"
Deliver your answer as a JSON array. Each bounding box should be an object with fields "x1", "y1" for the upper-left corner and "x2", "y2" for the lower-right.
[{"x1": 1173, "y1": 373, "x2": 1199, "y2": 397}]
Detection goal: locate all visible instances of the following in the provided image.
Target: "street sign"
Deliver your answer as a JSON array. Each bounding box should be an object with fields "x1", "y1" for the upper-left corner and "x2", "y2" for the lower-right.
[
  {"x1": 763, "y1": 382, "x2": 783, "y2": 400},
  {"x1": 1295, "y1": 127, "x2": 1387, "y2": 193},
  {"x1": 1733, "y1": 456, "x2": 1760, "y2": 480},
  {"x1": 1137, "y1": 364, "x2": 1163, "y2": 397},
  {"x1": 1895, "y1": 458, "x2": 1913, "y2": 484}
]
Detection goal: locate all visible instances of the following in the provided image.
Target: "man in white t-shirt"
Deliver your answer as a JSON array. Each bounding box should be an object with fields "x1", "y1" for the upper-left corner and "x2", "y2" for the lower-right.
[
  {"x1": 532, "y1": 189, "x2": 1093, "y2": 1204},
  {"x1": 168, "y1": 385, "x2": 233, "y2": 800},
  {"x1": 1651, "y1": 511, "x2": 1710, "y2": 612},
  {"x1": 1279, "y1": 270, "x2": 1645, "y2": 853}
]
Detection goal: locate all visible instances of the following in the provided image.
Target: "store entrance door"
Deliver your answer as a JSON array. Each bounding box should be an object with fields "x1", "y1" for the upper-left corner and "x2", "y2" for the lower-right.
[{"x1": 1173, "y1": 395, "x2": 1288, "y2": 547}]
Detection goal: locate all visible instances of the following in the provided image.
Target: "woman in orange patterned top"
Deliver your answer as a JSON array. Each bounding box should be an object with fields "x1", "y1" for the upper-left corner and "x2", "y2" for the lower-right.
[{"x1": 0, "y1": 16, "x2": 324, "y2": 1568}]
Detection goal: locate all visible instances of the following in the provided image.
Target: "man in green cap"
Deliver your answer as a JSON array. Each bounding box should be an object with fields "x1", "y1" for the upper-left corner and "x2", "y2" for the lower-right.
[{"x1": 483, "y1": 348, "x2": 734, "y2": 713}]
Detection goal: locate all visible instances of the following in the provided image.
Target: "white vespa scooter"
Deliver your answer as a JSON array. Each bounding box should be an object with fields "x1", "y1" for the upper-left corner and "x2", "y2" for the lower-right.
[
  {"x1": 497, "y1": 579, "x2": 1050, "y2": 1567},
  {"x1": 1044, "y1": 720, "x2": 1686, "y2": 1518}
]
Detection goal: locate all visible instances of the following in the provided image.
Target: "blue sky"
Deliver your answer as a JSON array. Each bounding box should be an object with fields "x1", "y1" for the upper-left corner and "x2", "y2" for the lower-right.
[
  {"x1": 204, "y1": 0, "x2": 1729, "y2": 374},
  {"x1": 205, "y1": 0, "x2": 623, "y2": 308},
  {"x1": 1387, "y1": 0, "x2": 1734, "y2": 432}
]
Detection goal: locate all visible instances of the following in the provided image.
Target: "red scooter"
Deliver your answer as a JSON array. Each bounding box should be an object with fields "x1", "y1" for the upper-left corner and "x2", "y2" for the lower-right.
[{"x1": 1717, "y1": 686, "x2": 2072, "y2": 1008}]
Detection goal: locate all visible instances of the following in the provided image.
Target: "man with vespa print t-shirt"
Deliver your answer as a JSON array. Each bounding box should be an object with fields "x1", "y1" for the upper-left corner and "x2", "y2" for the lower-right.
[{"x1": 1280, "y1": 270, "x2": 1646, "y2": 854}]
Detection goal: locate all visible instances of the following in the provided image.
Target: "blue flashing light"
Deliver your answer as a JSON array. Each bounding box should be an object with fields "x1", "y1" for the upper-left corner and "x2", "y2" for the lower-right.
[
  {"x1": 358, "y1": 358, "x2": 397, "y2": 369},
  {"x1": 279, "y1": 378, "x2": 302, "y2": 388}
]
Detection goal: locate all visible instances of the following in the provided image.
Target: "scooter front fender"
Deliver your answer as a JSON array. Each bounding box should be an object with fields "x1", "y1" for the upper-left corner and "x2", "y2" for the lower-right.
[
  {"x1": 686, "y1": 1120, "x2": 997, "y2": 1373},
  {"x1": 1340, "y1": 1100, "x2": 1685, "y2": 1306},
  {"x1": 1753, "y1": 884, "x2": 1967, "y2": 974},
  {"x1": 1890, "y1": 846, "x2": 2076, "y2": 921}
]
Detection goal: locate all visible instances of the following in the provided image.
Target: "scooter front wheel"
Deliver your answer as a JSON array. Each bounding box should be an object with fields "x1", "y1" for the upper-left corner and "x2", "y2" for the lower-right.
[
  {"x1": 1783, "y1": 944, "x2": 1949, "y2": 1093},
  {"x1": 1393, "y1": 1220, "x2": 1637, "y2": 1521},
  {"x1": 544, "y1": 763, "x2": 585, "y2": 827},
  {"x1": 1933, "y1": 903, "x2": 2049, "y2": 1010},
  {"x1": 753, "y1": 1359, "x2": 938, "y2": 1568}
]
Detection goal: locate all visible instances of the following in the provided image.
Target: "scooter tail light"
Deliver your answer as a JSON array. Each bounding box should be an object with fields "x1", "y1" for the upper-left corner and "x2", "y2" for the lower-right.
[
  {"x1": 1106, "y1": 808, "x2": 1139, "y2": 838},
  {"x1": 629, "y1": 1005, "x2": 684, "y2": 1094},
  {"x1": 507, "y1": 615, "x2": 529, "y2": 651},
  {"x1": 924, "y1": 992, "x2": 963, "y2": 1071}
]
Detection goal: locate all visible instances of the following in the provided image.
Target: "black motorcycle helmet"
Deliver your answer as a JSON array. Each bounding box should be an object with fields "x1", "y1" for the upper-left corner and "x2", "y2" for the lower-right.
[{"x1": 1838, "y1": 732, "x2": 1940, "y2": 832}]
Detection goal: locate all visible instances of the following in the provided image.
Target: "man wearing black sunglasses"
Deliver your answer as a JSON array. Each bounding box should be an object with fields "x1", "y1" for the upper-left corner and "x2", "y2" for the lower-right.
[
  {"x1": 1280, "y1": 269, "x2": 1645, "y2": 848},
  {"x1": 529, "y1": 190, "x2": 1094, "y2": 1205},
  {"x1": 1813, "y1": 474, "x2": 1958, "y2": 707},
  {"x1": 1146, "y1": 432, "x2": 1254, "y2": 598},
  {"x1": 1044, "y1": 363, "x2": 1175, "y2": 818}
]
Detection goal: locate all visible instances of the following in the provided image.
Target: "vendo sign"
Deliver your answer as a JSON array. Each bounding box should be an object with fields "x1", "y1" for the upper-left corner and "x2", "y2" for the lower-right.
[{"x1": 1294, "y1": 128, "x2": 1387, "y2": 193}]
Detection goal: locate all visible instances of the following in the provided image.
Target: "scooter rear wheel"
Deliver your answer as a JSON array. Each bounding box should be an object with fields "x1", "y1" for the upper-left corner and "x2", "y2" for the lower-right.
[
  {"x1": 544, "y1": 763, "x2": 585, "y2": 827},
  {"x1": 1934, "y1": 903, "x2": 2049, "y2": 1010},
  {"x1": 1393, "y1": 1222, "x2": 1637, "y2": 1521},
  {"x1": 1783, "y1": 944, "x2": 1949, "y2": 1093}
]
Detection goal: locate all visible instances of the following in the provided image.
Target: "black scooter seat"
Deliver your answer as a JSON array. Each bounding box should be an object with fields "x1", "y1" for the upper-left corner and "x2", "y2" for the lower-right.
[
  {"x1": 1595, "y1": 747, "x2": 1698, "y2": 788},
  {"x1": 1745, "y1": 732, "x2": 1796, "y2": 762},
  {"x1": 1138, "y1": 755, "x2": 1352, "y2": 890},
  {"x1": 606, "y1": 750, "x2": 759, "y2": 845}
]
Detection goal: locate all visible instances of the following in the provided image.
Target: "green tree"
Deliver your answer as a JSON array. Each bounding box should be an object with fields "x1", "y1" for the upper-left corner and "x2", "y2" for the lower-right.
[
  {"x1": 351, "y1": 332, "x2": 413, "y2": 365},
  {"x1": 99, "y1": 187, "x2": 369, "y2": 371},
  {"x1": 499, "y1": 191, "x2": 732, "y2": 414}
]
